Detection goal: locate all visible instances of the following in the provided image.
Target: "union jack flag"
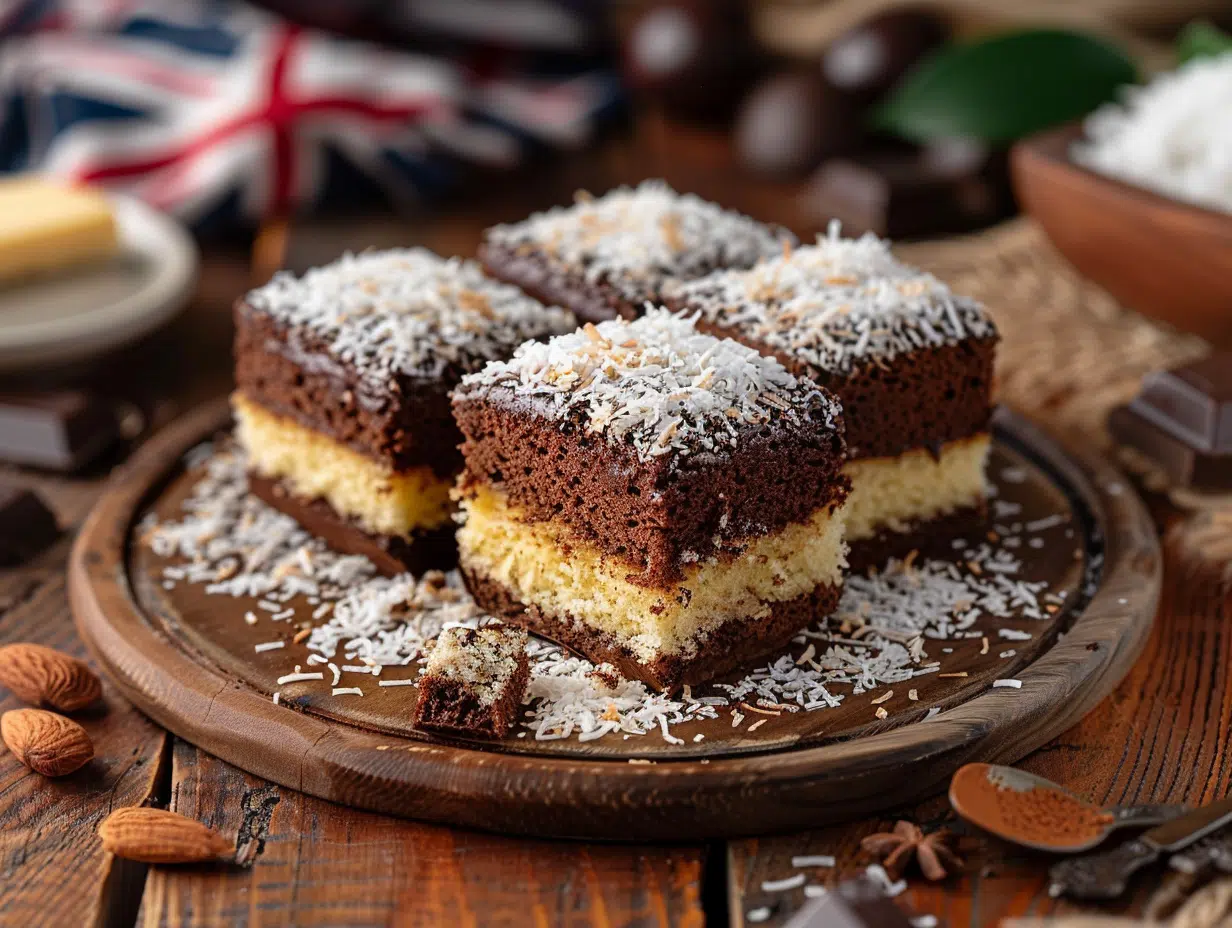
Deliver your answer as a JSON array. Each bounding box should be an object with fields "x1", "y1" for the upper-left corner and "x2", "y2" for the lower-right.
[{"x1": 0, "y1": 0, "x2": 622, "y2": 228}]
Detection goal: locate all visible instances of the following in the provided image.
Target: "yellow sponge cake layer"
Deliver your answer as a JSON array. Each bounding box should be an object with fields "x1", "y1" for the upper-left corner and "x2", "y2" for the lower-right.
[
  {"x1": 458, "y1": 484, "x2": 848, "y2": 664},
  {"x1": 843, "y1": 434, "x2": 989, "y2": 542},
  {"x1": 233, "y1": 393, "x2": 453, "y2": 538}
]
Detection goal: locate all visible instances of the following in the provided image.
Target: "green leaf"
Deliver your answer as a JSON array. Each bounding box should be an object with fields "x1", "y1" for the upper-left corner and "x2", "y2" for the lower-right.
[
  {"x1": 1177, "y1": 21, "x2": 1232, "y2": 64},
  {"x1": 870, "y1": 29, "x2": 1138, "y2": 143}
]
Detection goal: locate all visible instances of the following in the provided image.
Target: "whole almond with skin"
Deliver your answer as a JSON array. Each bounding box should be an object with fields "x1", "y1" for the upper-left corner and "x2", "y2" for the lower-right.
[
  {"x1": 98, "y1": 807, "x2": 233, "y2": 864},
  {"x1": 0, "y1": 643, "x2": 102, "y2": 711},
  {"x1": 1, "y1": 708, "x2": 94, "y2": 776}
]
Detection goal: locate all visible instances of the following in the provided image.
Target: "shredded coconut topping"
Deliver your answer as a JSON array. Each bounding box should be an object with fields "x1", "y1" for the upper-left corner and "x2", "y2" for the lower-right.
[
  {"x1": 458, "y1": 308, "x2": 841, "y2": 463},
  {"x1": 670, "y1": 222, "x2": 995, "y2": 374},
  {"x1": 1074, "y1": 53, "x2": 1232, "y2": 215},
  {"x1": 243, "y1": 248, "x2": 575, "y2": 388},
  {"x1": 484, "y1": 181, "x2": 790, "y2": 305}
]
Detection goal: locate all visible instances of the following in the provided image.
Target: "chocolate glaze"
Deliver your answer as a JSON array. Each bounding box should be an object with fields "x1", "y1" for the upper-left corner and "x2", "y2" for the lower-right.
[
  {"x1": 411, "y1": 654, "x2": 529, "y2": 739},
  {"x1": 247, "y1": 474, "x2": 456, "y2": 577},
  {"x1": 465, "y1": 568, "x2": 843, "y2": 692},
  {"x1": 452, "y1": 391, "x2": 849, "y2": 587},
  {"x1": 234, "y1": 302, "x2": 462, "y2": 478}
]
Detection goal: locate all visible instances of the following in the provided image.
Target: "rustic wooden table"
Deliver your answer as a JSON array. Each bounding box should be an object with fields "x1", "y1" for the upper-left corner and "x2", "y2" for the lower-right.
[{"x1": 1, "y1": 130, "x2": 1228, "y2": 927}]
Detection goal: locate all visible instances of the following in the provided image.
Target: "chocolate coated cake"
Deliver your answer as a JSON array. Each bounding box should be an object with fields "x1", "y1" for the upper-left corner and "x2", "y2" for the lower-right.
[
  {"x1": 453, "y1": 309, "x2": 850, "y2": 690},
  {"x1": 412, "y1": 624, "x2": 530, "y2": 738},
  {"x1": 478, "y1": 181, "x2": 791, "y2": 324},
  {"x1": 233, "y1": 249, "x2": 574, "y2": 574},
  {"x1": 668, "y1": 225, "x2": 998, "y2": 566}
]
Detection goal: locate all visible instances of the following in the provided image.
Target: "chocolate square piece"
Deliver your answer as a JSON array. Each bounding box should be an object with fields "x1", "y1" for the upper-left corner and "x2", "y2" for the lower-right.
[
  {"x1": 0, "y1": 392, "x2": 119, "y2": 472},
  {"x1": 453, "y1": 310, "x2": 850, "y2": 690},
  {"x1": 232, "y1": 248, "x2": 575, "y2": 573},
  {"x1": 1109, "y1": 354, "x2": 1232, "y2": 491},
  {"x1": 667, "y1": 226, "x2": 997, "y2": 563},
  {"x1": 478, "y1": 181, "x2": 791, "y2": 324},
  {"x1": 0, "y1": 485, "x2": 58, "y2": 564},
  {"x1": 412, "y1": 624, "x2": 530, "y2": 738}
]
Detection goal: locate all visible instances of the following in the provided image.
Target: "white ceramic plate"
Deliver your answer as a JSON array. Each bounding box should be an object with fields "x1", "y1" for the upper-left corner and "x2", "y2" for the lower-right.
[{"x1": 0, "y1": 194, "x2": 199, "y2": 373}]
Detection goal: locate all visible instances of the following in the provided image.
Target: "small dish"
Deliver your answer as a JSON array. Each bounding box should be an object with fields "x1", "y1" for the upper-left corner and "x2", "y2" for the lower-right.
[
  {"x1": 1012, "y1": 123, "x2": 1232, "y2": 347},
  {"x1": 0, "y1": 194, "x2": 199, "y2": 374}
]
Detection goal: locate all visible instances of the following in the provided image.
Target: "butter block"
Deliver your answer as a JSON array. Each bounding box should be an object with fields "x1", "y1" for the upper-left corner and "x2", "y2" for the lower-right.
[{"x1": 0, "y1": 177, "x2": 119, "y2": 283}]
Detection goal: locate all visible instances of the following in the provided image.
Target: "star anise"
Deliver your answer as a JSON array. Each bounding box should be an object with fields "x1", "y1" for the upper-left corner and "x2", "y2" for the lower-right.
[{"x1": 860, "y1": 820, "x2": 964, "y2": 881}]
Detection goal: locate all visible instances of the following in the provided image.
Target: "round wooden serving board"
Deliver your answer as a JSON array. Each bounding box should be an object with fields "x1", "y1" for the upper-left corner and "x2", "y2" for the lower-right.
[{"x1": 70, "y1": 399, "x2": 1160, "y2": 840}]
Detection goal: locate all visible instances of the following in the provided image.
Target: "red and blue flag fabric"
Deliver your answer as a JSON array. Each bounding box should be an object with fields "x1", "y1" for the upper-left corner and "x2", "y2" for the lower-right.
[{"x1": 0, "y1": 0, "x2": 622, "y2": 228}]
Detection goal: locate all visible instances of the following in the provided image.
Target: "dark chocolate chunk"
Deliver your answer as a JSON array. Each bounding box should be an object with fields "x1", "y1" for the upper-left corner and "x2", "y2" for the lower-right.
[
  {"x1": 0, "y1": 485, "x2": 59, "y2": 564},
  {"x1": 782, "y1": 878, "x2": 913, "y2": 928},
  {"x1": 821, "y1": 8, "x2": 948, "y2": 102},
  {"x1": 621, "y1": 0, "x2": 756, "y2": 124},
  {"x1": 1109, "y1": 354, "x2": 1232, "y2": 491},
  {"x1": 734, "y1": 71, "x2": 862, "y2": 177},
  {"x1": 801, "y1": 142, "x2": 1013, "y2": 238},
  {"x1": 0, "y1": 392, "x2": 119, "y2": 472}
]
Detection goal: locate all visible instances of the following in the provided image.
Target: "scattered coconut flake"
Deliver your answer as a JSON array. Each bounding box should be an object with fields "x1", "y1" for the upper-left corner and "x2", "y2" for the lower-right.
[
  {"x1": 276, "y1": 671, "x2": 324, "y2": 685},
  {"x1": 993, "y1": 679, "x2": 1023, "y2": 689},
  {"x1": 254, "y1": 641, "x2": 285, "y2": 653},
  {"x1": 792, "y1": 855, "x2": 836, "y2": 868},
  {"x1": 332, "y1": 687, "x2": 364, "y2": 697},
  {"x1": 762, "y1": 874, "x2": 807, "y2": 893}
]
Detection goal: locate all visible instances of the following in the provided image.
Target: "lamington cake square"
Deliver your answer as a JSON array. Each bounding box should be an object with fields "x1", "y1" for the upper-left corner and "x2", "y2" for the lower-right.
[
  {"x1": 233, "y1": 249, "x2": 575, "y2": 574},
  {"x1": 412, "y1": 624, "x2": 530, "y2": 738},
  {"x1": 478, "y1": 181, "x2": 791, "y2": 324},
  {"x1": 453, "y1": 309, "x2": 851, "y2": 691},
  {"x1": 668, "y1": 226, "x2": 998, "y2": 567}
]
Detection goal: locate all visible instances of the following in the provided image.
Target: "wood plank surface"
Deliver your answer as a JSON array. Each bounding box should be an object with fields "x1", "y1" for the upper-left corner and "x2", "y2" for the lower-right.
[
  {"x1": 140, "y1": 742, "x2": 707, "y2": 928},
  {"x1": 0, "y1": 534, "x2": 168, "y2": 928},
  {"x1": 725, "y1": 544, "x2": 1231, "y2": 927}
]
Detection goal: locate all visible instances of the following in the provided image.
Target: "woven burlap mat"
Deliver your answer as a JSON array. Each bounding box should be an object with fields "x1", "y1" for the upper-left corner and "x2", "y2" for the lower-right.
[{"x1": 899, "y1": 218, "x2": 1232, "y2": 591}]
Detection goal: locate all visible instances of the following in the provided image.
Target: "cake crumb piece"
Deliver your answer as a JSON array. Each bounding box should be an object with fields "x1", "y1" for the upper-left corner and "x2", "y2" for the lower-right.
[{"x1": 411, "y1": 624, "x2": 530, "y2": 738}]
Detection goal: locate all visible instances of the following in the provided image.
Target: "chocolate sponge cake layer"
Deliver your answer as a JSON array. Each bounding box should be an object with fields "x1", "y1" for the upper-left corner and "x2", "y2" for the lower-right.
[
  {"x1": 235, "y1": 306, "x2": 459, "y2": 476},
  {"x1": 452, "y1": 391, "x2": 848, "y2": 587}
]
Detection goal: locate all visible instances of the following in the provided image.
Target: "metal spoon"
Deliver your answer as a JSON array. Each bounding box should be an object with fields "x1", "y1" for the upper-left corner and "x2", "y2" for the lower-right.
[{"x1": 949, "y1": 763, "x2": 1187, "y2": 853}]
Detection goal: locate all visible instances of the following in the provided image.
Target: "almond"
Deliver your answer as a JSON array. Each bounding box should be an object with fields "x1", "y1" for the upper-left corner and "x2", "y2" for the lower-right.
[
  {"x1": 1, "y1": 708, "x2": 94, "y2": 776},
  {"x1": 98, "y1": 807, "x2": 233, "y2": 864},
  {"x1": 0, "y1": 643, "x2": 102, "y2": 711}
]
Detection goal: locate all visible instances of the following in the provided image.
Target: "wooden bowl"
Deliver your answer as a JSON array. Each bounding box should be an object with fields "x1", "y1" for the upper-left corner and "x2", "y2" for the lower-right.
[{"x1": 1012, "y1": 123, "x2": 1232, "y2": 347}]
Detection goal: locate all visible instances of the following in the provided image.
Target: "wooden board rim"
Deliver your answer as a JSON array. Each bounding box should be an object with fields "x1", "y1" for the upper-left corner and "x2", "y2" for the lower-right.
[{"x1": 69, "y1": 398, "x2": 1161, "y2": 840}]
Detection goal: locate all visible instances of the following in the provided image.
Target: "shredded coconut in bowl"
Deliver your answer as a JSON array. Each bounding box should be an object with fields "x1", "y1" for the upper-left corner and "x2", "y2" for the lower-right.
[{"x1": 1072, "y1": 54, "x2": 1232, "y2": 215}]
